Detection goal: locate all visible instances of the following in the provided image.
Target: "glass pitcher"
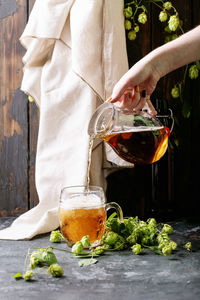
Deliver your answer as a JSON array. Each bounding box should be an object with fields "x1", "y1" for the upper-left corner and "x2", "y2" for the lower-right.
[{"x1": 88, "y1": 102, "x2": 173, "y2": 165}]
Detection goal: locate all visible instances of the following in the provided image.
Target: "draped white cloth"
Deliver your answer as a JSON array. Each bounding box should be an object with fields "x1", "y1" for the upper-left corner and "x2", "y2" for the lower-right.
[{"x1": 0, "y1": 0, "x2": 131, "y2": 240}]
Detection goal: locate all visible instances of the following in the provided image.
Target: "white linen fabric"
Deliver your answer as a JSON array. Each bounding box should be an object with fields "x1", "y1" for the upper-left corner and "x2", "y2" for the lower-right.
[{"x1": 0, "y1": 0, "x2": 131, "y2": 240}]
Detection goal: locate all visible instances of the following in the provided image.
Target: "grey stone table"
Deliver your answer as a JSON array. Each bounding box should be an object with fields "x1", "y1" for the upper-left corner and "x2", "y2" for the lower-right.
[{"x1": 0, "y1": 218, "x2": 200, "y2": 300}]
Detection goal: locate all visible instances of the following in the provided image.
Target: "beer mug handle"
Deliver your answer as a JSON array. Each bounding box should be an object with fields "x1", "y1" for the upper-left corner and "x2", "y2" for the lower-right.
[{"x1": 105, "y1": 202, "x2": 123, "y2": 223}]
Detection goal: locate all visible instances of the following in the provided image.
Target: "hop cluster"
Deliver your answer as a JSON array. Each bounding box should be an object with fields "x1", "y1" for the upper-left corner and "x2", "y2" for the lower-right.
[{"x1": 123, "y1": 4, "x2": 147, "y2": 41}]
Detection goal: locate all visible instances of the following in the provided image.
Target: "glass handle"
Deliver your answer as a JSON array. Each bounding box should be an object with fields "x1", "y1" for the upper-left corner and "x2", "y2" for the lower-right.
[{"x1": 105, "y1": 202, "x2": 123, "y2": 223}]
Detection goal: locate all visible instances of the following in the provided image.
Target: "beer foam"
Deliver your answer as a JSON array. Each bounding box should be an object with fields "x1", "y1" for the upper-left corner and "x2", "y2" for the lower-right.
[{"x1": 60, "y1": 193, "x2": 103, "y2": 209}]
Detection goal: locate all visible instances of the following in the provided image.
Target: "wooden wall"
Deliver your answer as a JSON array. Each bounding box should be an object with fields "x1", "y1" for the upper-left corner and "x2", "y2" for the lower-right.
[{"x1": 0, "y1": 0, "x2": 200, "y2": 219}]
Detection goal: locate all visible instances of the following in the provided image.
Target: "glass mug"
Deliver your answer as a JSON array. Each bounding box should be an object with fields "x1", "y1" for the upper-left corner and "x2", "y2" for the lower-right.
[{"x1": 59, "y1": 185, "x2": 123, "y2": 247}]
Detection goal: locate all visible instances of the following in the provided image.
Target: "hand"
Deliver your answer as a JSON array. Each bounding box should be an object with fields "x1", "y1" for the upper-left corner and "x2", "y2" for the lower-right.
[{"x1": 110, "y1": 57, "x2": 161, "y2": 115}]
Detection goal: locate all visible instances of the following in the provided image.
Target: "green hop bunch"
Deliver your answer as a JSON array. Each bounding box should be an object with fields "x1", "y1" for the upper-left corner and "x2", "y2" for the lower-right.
[
  {"x1": 138, "y1": 12, "x2": 147, "y2": 24},
  {"x1": 162, "y1": 224, "x2": 173, "y2": 234},
  {"x1": 168, "y1": 15, "x2": 179, "y2": 31},
  {"x1": 50, "y1": 230, "x2": 63, "y2": 243},
  {"x1": 72, "y1": 241, "x2": 84, "y2": 255},
  {"x1": 125, "y1": 20, "x2": 132, "y2": 30},
  {"x1": 163, "y1": 1, "x2": 172, "y2": 10},
  {"x1": 159, "y1": 11, "x2": 168, "y2": 22},
  {"x1": 30, "y1": 249, "x2": 57, "y2": 268},
  {"x1": 128, "y1": 30, "x2": 137, "y2": 41},
  {"x1": 124, "y1": 6, "x2": 133, "y2": 18},
  {"x1": 184, "y1": 242, "x2": 192, "y2": 251},
  {"x1": 48, "y1": 264, "x2": 64, "y2": 277},
  {"x1": 189, "y1": 64, "x2": 199, "y2": 79},
  {"x1": 81, "y1": 235, "x2": 91, "y2": 248},
  {"x1": 171, "y1": 86, "x2": 180, "y2": 98},
  {"x1": 23, "y1": 270, "x2": 33, "y2": 281},
  {"x1": 131, "y1": 243, "x2": 142, "y2": 255}
]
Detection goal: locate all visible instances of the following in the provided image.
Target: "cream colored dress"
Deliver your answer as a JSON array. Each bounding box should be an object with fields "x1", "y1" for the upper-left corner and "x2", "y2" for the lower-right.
[{"x1": 0, "y1": 0, "x2": 131, "y2": 240}]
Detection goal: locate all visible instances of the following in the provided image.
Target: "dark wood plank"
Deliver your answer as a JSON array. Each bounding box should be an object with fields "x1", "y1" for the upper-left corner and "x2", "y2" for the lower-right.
[
  {"x1": 0, "y1": 0, "x2": 28, "y2": 216},
  {"x1": 27, "y1": 0, "x2": 39, "y2": 209}
]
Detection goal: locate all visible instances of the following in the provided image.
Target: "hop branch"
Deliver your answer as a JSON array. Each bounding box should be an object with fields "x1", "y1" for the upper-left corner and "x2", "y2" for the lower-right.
[{"x1": 124, "y1": 0, "x2": 200, "y2": 121}]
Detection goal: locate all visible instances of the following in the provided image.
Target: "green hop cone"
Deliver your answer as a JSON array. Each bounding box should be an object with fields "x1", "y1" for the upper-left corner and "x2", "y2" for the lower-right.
[
  {"x1": 169, "y1": 241, "x2": 178, "y2": 250},
  {"x1": 134, "y1": 25, "x2": 139, "y2": 33},
  {"x1": 147, "y1": 218, "x2": 157, "y2": 227},
  {"x1": 171, "y1": 86, "x2": 180, "y2": 98},
  {"x1": 124, "y1": 6, "x2": 133, "y2": 18},
  {"x1": 128, "y1": 30, "x2": 137, "y2": 41},
  {"x1": 138, "y1": 12, "x2": 147, "y2": 24},
  {"x1": 81, "y1": 235, "x2": 91, "y2": 247},
  {"x1": 104, "y1": 231, "x2": 119, "y2": 246},
  {"x1": 131, "y1": 243, "x2": 142, "y2": 255},
  {"x1": 50, "y1": 230, "x2": 63, "y2": 243},
  {"x1": 29, "y1": 255, "x2": 39, "y2": 269},
  {"x1": 162, "y1": 224, "x2": 173, "y2": 234},
  {"x1": 163, "y1": 1, "x2": 172, "y2": 10},
  {"x1": 93, "y1": 246, "x2": 105, "y2": 255},
  {"x1": 162, "y1": 244, "x2": 172, "y2": 256},
  {"x1": 48, "y1": 264, "x2": 64, "y2": 277},
  {"x1": 23, "y1": 270, "x2": 33, "y2": 281},
  {"x1": 189, "y1": 64, "x2": 199, "y2": 79},
  {"x1": 168, "y1": 15, "x2": 179, "y2": 31},
  {"x1": 157, "y1": 232, "x2": 170, "y2": 244},
  {"x1": 159, "y1": 11, "x2": 168, "y2": 22},
  {"x1": 184, "y1": 242, "x2": 192, "y2": 251},
  {"x1": 125, "y1": 20, "x2": 132, "y2": 30},
  {"x1": 72, "y1": 241, "x2": 84, "y2": 255},
  {"x1": 127, "y1": 233, "x2": 138, "y2": 245}
]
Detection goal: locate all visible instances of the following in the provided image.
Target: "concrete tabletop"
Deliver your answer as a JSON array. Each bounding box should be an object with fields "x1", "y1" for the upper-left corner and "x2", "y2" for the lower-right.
[{"x1": 0, "y1": 218, "x2": 200, "y2": 300}]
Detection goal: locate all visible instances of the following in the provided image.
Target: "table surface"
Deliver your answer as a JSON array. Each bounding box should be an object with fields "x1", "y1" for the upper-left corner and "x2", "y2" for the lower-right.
[{"x1": 0, "y1": 218, "x2": 200, "y2": 300}]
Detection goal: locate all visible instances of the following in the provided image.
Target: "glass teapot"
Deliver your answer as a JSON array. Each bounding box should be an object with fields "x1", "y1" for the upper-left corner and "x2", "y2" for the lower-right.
[{"x1": 88, "y1": 102, "x2": 173, "y2": 165}]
